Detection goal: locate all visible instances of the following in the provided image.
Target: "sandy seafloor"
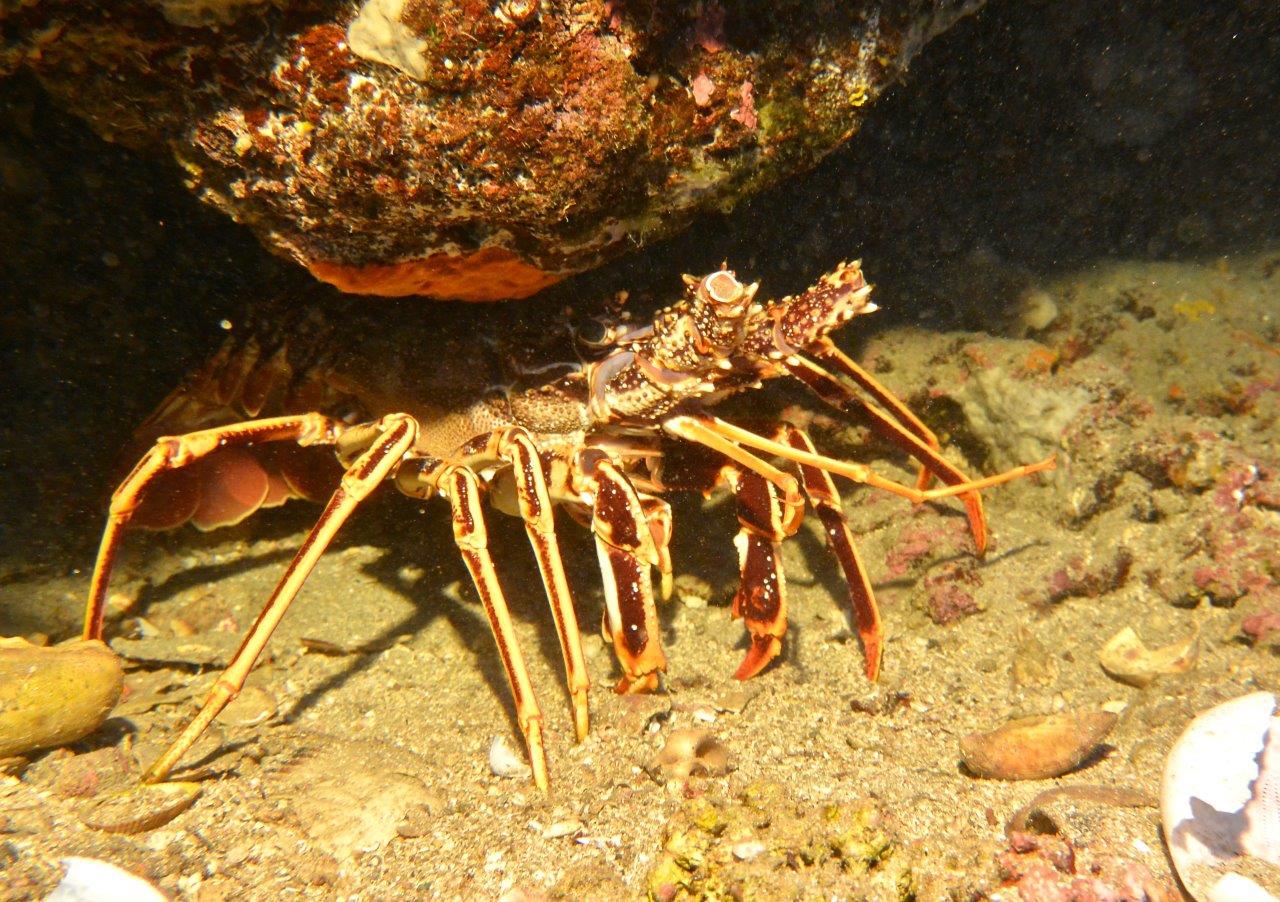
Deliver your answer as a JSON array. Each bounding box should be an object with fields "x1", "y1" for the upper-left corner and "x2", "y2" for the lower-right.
[{"x1": 2, "y1": 2, "x2": 1279, "y2": 899}]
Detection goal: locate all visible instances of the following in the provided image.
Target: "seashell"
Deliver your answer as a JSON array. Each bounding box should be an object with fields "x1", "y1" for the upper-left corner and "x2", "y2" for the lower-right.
[
  {"x1": 489, "y1": 734, "x2": 532, "y2": 780},
  {"x1": 1099, "y1": 626, "x2": 1197, "y2": 687},
  {"x1": 960, "y1": 709, "x2": 1118, "y2": 780},
  {"x1": 731, "y1": 840, "x2": 766, "y2": 861},
  {"x1": 1162, "y1": 691, "x2": 1280, "y2": 901},
  {"x1": 0, "y1": 637, "x2": 123, "y2": 758},
  {"x1": 79, "y1": 781, "x2": 202, "y2": 834},
  {"x1": 46, "y1": 856, "x2": 167, "y2": 902}
]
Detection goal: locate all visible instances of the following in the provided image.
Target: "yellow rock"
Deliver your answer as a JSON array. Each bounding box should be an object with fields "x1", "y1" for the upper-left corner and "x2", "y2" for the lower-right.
[{"x1": 0, "y1": 637, "x2": 124, "y2": 758}]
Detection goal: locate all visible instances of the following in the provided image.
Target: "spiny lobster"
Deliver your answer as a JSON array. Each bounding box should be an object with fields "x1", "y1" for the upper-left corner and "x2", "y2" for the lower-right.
[{"x1": 83, "y1": 261, "x2": 1053, "y2": 789}]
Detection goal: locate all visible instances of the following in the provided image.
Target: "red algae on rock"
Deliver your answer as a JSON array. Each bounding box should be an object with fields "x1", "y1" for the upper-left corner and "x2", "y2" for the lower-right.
[{"x1": 4, "y1": 0, "x2": 984, "y2": 299}]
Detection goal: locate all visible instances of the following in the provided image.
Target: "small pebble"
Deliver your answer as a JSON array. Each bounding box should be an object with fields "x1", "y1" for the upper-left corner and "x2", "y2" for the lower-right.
[
  {"x1": 1011, "y1": 628, "x2": 1058, "y2": 689},
  {"x1": 541, "y1": 820, "x2": 583, "y2": 839},
  {"x1": 221, "y1": 685, "x2": 277, "y2": 727},
  {"x1": 673, "y1": 574, "x2": 713, "y2": 608},
  {"x1": 107, "y1": 592, "x2": 138, "y2": 615},
  {"x1": 396, "y1": 564, "x2": 425, "y2": 586}
]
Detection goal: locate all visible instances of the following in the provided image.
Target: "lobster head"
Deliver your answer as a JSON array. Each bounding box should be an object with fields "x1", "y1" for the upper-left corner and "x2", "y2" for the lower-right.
[{"x1": 586, "y1": 260, "x2": 879, "y2": 424}]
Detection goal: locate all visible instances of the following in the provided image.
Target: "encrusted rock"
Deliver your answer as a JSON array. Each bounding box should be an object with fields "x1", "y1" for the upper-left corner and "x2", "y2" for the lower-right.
[{"x1": 5, "y1": 1, "x2": 983, "y2": 299}]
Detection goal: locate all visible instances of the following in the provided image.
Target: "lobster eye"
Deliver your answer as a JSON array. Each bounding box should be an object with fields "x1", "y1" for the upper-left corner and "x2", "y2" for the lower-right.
[{"x1": 700, "y1": 270, "x2": 745, "y2": 306}]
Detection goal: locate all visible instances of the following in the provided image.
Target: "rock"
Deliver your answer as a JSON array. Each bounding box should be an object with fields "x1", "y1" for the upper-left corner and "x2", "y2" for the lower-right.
[
  {"x1": 274, "y1": 738, "x2": 441, "y2": 857},
  {"x1": 960, "y1": 709, "x2": 1117, "y2": 781},
  {"x1": 0, "y1": 637, "x2": 123, "y2": 758},
  {"x1": 7, "y1": 1, "x2": 983, "y2": 299},
  {"x1": 956, "y1": 365, "x2": 1089, "y2": 471}
]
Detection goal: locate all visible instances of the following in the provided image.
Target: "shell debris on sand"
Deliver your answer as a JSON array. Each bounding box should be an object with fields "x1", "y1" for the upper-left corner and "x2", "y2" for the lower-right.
[
  {"x1": 1162, "y1": 691, "x2": 1280, "y2": 901},
  {"x1": 0, "y1": 637, "x2": 123, "y2": 758},
  {"x1": 960, "y1": 709, "x2": 1118, "y2": 780},
  {"x1": 652, "y1": 728, "x2": 731, "y2": 782},
  {"x1": 46, "y1": 856, "x2": 167, "y2": 902},
  {"x1": 489, "y1": 733, "x2": 532, "y2": 780},
  {"x1": 78, "y1": 781, "x2": 202, "y2": 834},
  {"x1": 1098, "y1": 625, "x2": 1197, "y2": 687}
]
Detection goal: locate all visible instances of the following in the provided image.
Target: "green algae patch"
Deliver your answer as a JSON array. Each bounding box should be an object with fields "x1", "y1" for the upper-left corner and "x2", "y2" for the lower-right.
[{"x1": 646, "y1": 782, "x2": 913, "y2": 901}]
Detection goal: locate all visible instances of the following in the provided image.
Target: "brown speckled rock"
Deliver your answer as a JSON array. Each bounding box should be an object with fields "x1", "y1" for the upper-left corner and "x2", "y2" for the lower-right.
[{"x1": 5, "y1": 0, "x2": 982, "y2": 299}]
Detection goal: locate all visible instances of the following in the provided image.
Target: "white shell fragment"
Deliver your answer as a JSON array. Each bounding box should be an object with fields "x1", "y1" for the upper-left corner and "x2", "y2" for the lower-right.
[
  {"x1": 653, "y1": 728, "x2": 731, "y2": 781},
  {"x1": 489, "y1": 734, "x2": 532, "y2": 780},
  {"x1": 1099, "y1": 626, "x2": 1197, "y2": 687},
  {"x1": 1162, "y1": 691, "x2": 1280, "y2": 901},
  {"x1": 46, "y1": 857, "x2": 167, "y2": 902}
]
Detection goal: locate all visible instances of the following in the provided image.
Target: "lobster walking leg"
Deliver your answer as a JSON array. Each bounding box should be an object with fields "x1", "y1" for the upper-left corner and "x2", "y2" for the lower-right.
[
  {"x1": 784, "y1": 355, "x2": 990, "y2": 551},
  {"x1": 811, "y1": 339, "x2": 942, "y2": 491},
  {"x1": 574, "y1": 451, "x2": 667, "y2": 694},
  {"x1": 777, "y1": 424, "x2": 883, "y2": 682},
  {"x1": 84, "y1": 413, "x2": 345, "y2": 641},
  {"x1": 142, "y1": 414, "x2": 418, "y2": 783},
  {"x1": 725, "y1": 468, "x2": 803, "y2": 680},
  {"x1": 493, "y1": 429, "x2": 592, "y2": 743},
  {"x1": 639, "y1": 496, "x2": 674, "y2": 601},
  {"x1": 662, "y1": 417, "x2": 802, "y2": 505},
  {"x1": 666, "y1": 414, "x2": 1054, "y2": 509},
  {"x1": 441, "y1": 464, "x2": 550, "y2": 791}
]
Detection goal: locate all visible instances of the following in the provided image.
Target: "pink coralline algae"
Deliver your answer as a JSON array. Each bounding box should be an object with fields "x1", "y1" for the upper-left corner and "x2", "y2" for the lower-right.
[
  {"x1": 922, "y1": 561, "x2": 982, "y2": 624},
  {"x1": 1242, "y1": 609, "x2": 1280, "y2": 643},
  {"x1": 3, "y1": 1, "x2": 985, "y2": 300},
  {"x1": 691, "y1": 72, "x2": 716, "y2": 107},
  {"x1": 999, "y1": 833, "x2": 1178, "y2": 901},
  {"x1": 884, "y1": 514, "x2": 970, "y2": 579},
  {"x1": 1046, "y1": 549, "x2": 1133, "y2": 604},
  {"x1": 730, "y1": 80, "x2": 758, "y2": 129}
]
